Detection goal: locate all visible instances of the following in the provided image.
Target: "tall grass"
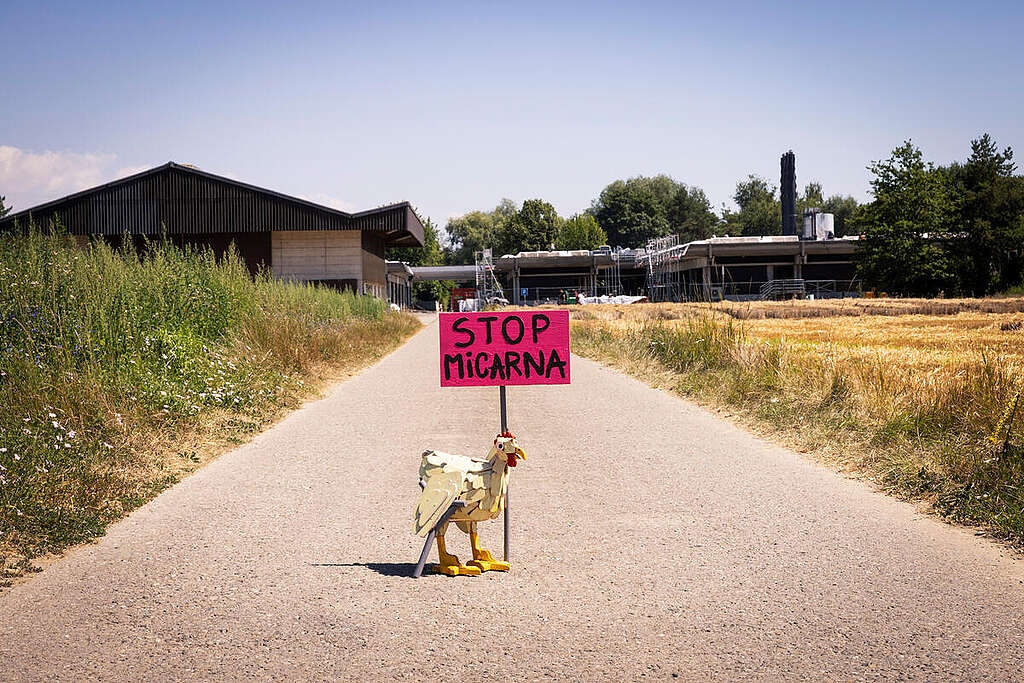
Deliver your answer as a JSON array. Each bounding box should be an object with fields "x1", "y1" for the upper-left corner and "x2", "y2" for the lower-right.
[
  {"x1": 0, "y1": 231, "x2": 419, "y2": 576},
  {"x1": 573, "y1": 315, "x2": 1024, "y2": 543}
]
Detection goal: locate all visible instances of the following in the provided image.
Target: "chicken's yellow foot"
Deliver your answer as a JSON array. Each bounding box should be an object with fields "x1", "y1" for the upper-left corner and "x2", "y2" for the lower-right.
[
  {"x1": 468, "y1": 529, "x2": 510, "y2": 572},
  {"x1": 432, "y1": 532, "x2": 481, "y2": 577}
]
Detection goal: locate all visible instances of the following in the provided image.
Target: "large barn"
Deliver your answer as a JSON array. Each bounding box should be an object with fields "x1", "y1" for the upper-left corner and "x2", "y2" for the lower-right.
[{"x1": 0, "y1": 162, "x2": 424, "y2": 301}]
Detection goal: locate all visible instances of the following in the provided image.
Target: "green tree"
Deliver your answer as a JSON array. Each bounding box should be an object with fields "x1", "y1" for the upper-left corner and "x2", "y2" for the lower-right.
[
  {"x1": 445, "y1": 198, "x2": 568, "y2": 261},
  {"x1": 589, "y1": 175, "x2": 716, "y2": 247},
  {"x1": 721, "y1": 175, "x2": 780, "y2": 236},
  {"x1": 822, "y1": 194, "x2": 861, "y2": 237},
  {"x1": 796, "y1": 181, "x2": 824, "y2": 223},
  {"x1": 0, "y1": 195, "x2": 10, "y2": 218},
  {"x1": 503, "y1": 199, "x2": 562, "y2": 254},
  {"x1": 444, "y1": 200, "x2": 514, "y2": 264},
  {"x1": 668, "y1": 185, "x2": 717, "y2": 242},
  {"x1": 856, "y1": 141, "x2": 957, "y2": 296},
  {"x1": 801, "y1": 182, "x2": 824, "y2": 208},
  {"x1": 944, "y1": 134, "x2": 1024, "y2": 295},
  {"x1": 555, "y1": 214, "x2": 607, "y2": 250},
  {"x1": 386, "y1": 217, "x2": 454, "y2": 303}
]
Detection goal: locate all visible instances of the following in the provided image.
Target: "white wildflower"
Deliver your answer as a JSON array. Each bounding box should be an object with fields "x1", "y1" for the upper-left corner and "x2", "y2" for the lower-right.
[
  {"x1": 67, "y1": 430, "x2": 76, "y2": 439},
  {"x1": 48, "y1": 412, "x2": 56, "y2": 418}
]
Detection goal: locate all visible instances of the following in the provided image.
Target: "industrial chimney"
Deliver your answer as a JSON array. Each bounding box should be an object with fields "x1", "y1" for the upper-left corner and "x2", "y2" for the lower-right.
[{"x1": 780, "y1": 151, "x2": 796, "y2": 236}]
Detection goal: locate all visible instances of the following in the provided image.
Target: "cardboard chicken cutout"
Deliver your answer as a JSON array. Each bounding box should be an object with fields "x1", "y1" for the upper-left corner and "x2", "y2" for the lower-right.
[
  {"x1": 413, "y1": 432, "x2": 525, "y2": 576},
  {"x1": 415, "y1": 310, "x2": 567, "y2": 577}
]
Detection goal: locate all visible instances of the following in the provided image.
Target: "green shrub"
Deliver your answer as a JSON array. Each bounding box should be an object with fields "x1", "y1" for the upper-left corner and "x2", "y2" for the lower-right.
[{"x1": 0, "y1": 229, "x2": 415, "y2": 568}]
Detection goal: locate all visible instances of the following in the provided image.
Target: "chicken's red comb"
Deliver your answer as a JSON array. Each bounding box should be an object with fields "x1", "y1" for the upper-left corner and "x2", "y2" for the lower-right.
[{"x1": 494, "y1": 430, "x2": 515, "y2": 443}]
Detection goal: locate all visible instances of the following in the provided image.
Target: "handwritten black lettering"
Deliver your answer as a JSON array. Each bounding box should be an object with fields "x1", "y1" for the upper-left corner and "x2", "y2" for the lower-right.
[
  {"x1": 501, "y1": 316, "x2": 525, "y2": 344},
  {"x1": 474, "y1": 352, "x2": 489, "y2": 377},
  {"x1": 504, "y1": 351, "x2": 522, "y2": 377},
  {"x1": 443, "y1": 353, "x2": 464, "y2": 381},
  {"x1": 545, "y1": 348, "x2": 567, "y2": 379},
  {"x1": 524, "y1": 350, "x2": 545, "y2": 378},
  {"x1": 488, "y1": 354, "x2": 507, "y2": 380},
  {"x1": 479, "y1": 316, "x2": 498, "y2": 344},
  {"x1": 531, "y1": 314, "x2": 551, "y2": 343},
  {"x1": 452, "y1": 317, "x2": 474, "y2": 348}
]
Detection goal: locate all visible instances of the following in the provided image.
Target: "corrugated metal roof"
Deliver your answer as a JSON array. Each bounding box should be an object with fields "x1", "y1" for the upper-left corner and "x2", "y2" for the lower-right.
[{"x1": 0, "y1": 162, "x2": 425, "y2": 247}]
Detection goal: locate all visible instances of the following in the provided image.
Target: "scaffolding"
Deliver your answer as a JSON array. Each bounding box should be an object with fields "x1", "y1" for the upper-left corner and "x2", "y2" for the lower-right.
[
  {"x1": 643, "y1": 235, "x2": 683, "y2": 302},
  {"x1": 474, "y1": 248, "x2": 506, "y2": 308},
  {"x1": 608, "y1": 247, "x2": 624, "y2": 296}
]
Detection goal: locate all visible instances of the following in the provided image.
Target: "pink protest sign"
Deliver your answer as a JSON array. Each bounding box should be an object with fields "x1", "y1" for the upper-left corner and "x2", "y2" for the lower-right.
[{"x1": 439, "y1": 311, "x2": 571, "y2": 387}]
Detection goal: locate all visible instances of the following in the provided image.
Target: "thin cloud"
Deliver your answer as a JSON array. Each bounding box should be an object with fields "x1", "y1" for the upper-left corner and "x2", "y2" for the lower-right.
[
  {"x1": 113, "y1": 165, "x2": 152, "y2": 178},
  {"x1": 0, "y1": 147, "x2": 359, "y2": 215},
  {"x1": 300, "y1": 192, "x2": 356, "y2": 213},
  {"x1": 0, "y1": 145, "x2": 151, "y2": 212}
]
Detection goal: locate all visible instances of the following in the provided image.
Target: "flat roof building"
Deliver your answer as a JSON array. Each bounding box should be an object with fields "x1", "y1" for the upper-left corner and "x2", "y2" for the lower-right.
[
  {"x1": 639, "y1": 234, "x2": 860, "y2": 301},
  {"x1": 411, "y1": 235, "x2": 861, "y2": 305}
]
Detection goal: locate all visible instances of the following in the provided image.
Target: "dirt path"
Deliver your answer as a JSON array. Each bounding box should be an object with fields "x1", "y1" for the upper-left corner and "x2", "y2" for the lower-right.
[{"x1": 3, "y1": 315, "x2": 1023, "y2": 680}]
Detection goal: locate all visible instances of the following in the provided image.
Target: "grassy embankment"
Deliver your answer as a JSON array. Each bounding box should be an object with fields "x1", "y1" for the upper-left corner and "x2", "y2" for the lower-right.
[
  {"x1": 571, "y1": 298, "x2": 1024, "y2": 544},
  {"x1": 0, "y1": 232, "x2": 419, "y2": 581}
]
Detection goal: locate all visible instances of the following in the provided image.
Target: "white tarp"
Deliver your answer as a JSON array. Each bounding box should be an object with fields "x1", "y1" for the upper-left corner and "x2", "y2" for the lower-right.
[{"x1": 580, "y1": 295, "x2": 648, "y2": 305}]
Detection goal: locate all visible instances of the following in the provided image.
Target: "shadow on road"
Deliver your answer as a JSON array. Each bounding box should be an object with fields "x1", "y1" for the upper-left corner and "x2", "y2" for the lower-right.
[{"x1": 309, "y1": 562, "x2": 419, "y2": 577}]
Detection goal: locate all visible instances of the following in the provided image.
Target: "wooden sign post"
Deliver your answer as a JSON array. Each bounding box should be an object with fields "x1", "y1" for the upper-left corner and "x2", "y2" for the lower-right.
[{"x1": 438, "y1": 310, "x2": 571, "y2": 561}]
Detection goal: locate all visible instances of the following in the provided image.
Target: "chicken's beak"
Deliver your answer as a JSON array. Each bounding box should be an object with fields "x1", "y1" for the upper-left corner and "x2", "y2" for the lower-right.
[{"x1": 514, "y1": 446, "x2": 526, "y2": 461}]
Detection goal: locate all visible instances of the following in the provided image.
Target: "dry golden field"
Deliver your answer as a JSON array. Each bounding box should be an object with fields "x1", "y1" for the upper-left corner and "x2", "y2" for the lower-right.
[
  {"x1": 574, "y1": 297, "x2": 1024, "y2": 374},
  {"x1": 569, "y1": 297, "x2": 1024, "y2": 543}
]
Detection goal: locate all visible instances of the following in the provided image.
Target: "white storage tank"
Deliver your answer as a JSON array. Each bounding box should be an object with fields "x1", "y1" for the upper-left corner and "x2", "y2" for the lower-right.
[
  {"x1": 802, "y1": 210, "x2": 835, "y2": 240},
  {"x1": 816, "y1": 213, "x2": 835, "y2": 240}
]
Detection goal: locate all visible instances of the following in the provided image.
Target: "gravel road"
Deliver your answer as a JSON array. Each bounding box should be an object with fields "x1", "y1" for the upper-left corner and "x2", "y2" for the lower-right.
[{"x1": 2, "y1": 315, "x2": 1023, "y2": 680}]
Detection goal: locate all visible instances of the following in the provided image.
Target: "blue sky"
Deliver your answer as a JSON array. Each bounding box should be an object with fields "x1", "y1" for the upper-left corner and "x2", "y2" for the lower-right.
[{"x1": 2, "y1": 0, "x2": 1022, "y2": 235}]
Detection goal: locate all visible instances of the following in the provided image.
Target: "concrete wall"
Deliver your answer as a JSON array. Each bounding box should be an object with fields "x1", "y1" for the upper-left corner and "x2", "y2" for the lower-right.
[
  {"x1": 360, "y1": 232, "x2": 386, "y2": 298},
  {"x1": 271, "y1": 230, "x2": 362, "y2": 283}
]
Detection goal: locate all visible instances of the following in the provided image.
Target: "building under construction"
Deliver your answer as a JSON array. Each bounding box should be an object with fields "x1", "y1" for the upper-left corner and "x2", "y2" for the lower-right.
[
  {"x1": 409, "y1": 150, "x2": 860, "y2": 306},
  {"x1": 411, "y1": 232, "x2": 859, "y2": 306}
]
